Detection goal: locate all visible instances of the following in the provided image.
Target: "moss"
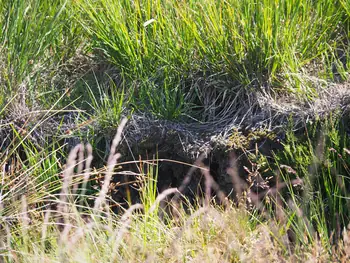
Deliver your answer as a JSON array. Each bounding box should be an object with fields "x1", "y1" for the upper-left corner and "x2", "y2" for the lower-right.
[{"x1": 227, "y1": 128, "x2": 277, "y2": 150}]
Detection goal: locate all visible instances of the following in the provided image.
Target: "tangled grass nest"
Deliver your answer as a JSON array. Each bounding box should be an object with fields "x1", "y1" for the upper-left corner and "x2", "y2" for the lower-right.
[
  {"x1": 124, "y1": 79, "x2": 350, "y2": 158},
  {"x1": 1, "y1": 57, "x2": 350, "y2": 160},
  {"x1": 1, "y1": 86, "x2": 349, "y2": 157}
]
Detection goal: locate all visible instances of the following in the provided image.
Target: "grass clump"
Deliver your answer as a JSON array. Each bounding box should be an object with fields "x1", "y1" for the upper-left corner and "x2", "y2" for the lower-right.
[
  {"x1": 1, "y1": 0, "x2": 350, "y2": 124},
  {"x1": 86, "y1": 76, "x2": 128, "y2": 129},
  {"x1": 0, "y1": 0, "x2": 83, "y2": 88},
  {"x1": 76, "y1": 0, "x2": 348, "y2": 83},
  {"x1": 75, "y1": 0, "x2": 350, "y2": 120}
]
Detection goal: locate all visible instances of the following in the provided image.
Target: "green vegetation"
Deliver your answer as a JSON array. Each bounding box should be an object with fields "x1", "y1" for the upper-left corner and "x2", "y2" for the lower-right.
[
  {"x1": 1, "y1": 0, "x2": 350, "y2": 121},
  {"x1": 1, "y1": 116, "x2": 350, "y2": 262},
  {"x1": 0, "y1": 0, "x2": 350, "y2": 262}
]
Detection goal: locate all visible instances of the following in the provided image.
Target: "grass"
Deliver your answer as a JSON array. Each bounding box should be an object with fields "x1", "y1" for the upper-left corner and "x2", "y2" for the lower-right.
[
  {"x1": 1, "y1": 0, "x2": 349, "y2": 121},
  {"x1": 86, "y1": 75, "x2": 127, "y2": 129},
  {"x1": 1, "y1": 0, "x2": 350, "y2": 261},
  {"x1": 0, "y1": 0, "x2": 83, "y2": 90},
  {"x1": 75, "y1": 0, "x2": 350, "y2": 114},
  {"x1": 0, "y1": 115, "x2": 349, "y2": 262}
]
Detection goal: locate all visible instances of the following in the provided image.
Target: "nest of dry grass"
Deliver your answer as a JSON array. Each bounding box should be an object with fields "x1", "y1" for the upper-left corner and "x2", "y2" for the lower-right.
[
  {"x1": 123, "y1": 80, "x2": 350, "y2": 159},
  {"x1": 2, "y1": 59, "x2": 350, "y2": 163}
]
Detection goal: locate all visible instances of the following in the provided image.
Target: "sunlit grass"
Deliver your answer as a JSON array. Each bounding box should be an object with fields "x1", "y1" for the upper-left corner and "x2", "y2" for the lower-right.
[
  {"x1": 0, "y1": 0, "x2": 350, "y2": 261},
  {"x1": 0, "y1": 116, "x2": 349, "y2": 262}
]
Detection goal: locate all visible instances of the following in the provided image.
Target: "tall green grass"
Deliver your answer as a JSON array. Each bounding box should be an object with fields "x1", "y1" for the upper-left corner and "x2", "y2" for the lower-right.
[
  {"x1": 77, "y1": 0, "x2": 348, "y2": 80},
  {"x1": 0, "y1": 0, "x2": 349, "y2": 122},
  {"x1": 1, "y1": 0, "x2": 349, "y2": 121},
  {"x1": 76, "y1": 0, "x2": 350, "y2": 116},
  {"x1": 0, "y1": 0, "x2": 85, "y2": 106},
  {"x1": 247, "y1": 116, "x2": 350, "y2": 252}
]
